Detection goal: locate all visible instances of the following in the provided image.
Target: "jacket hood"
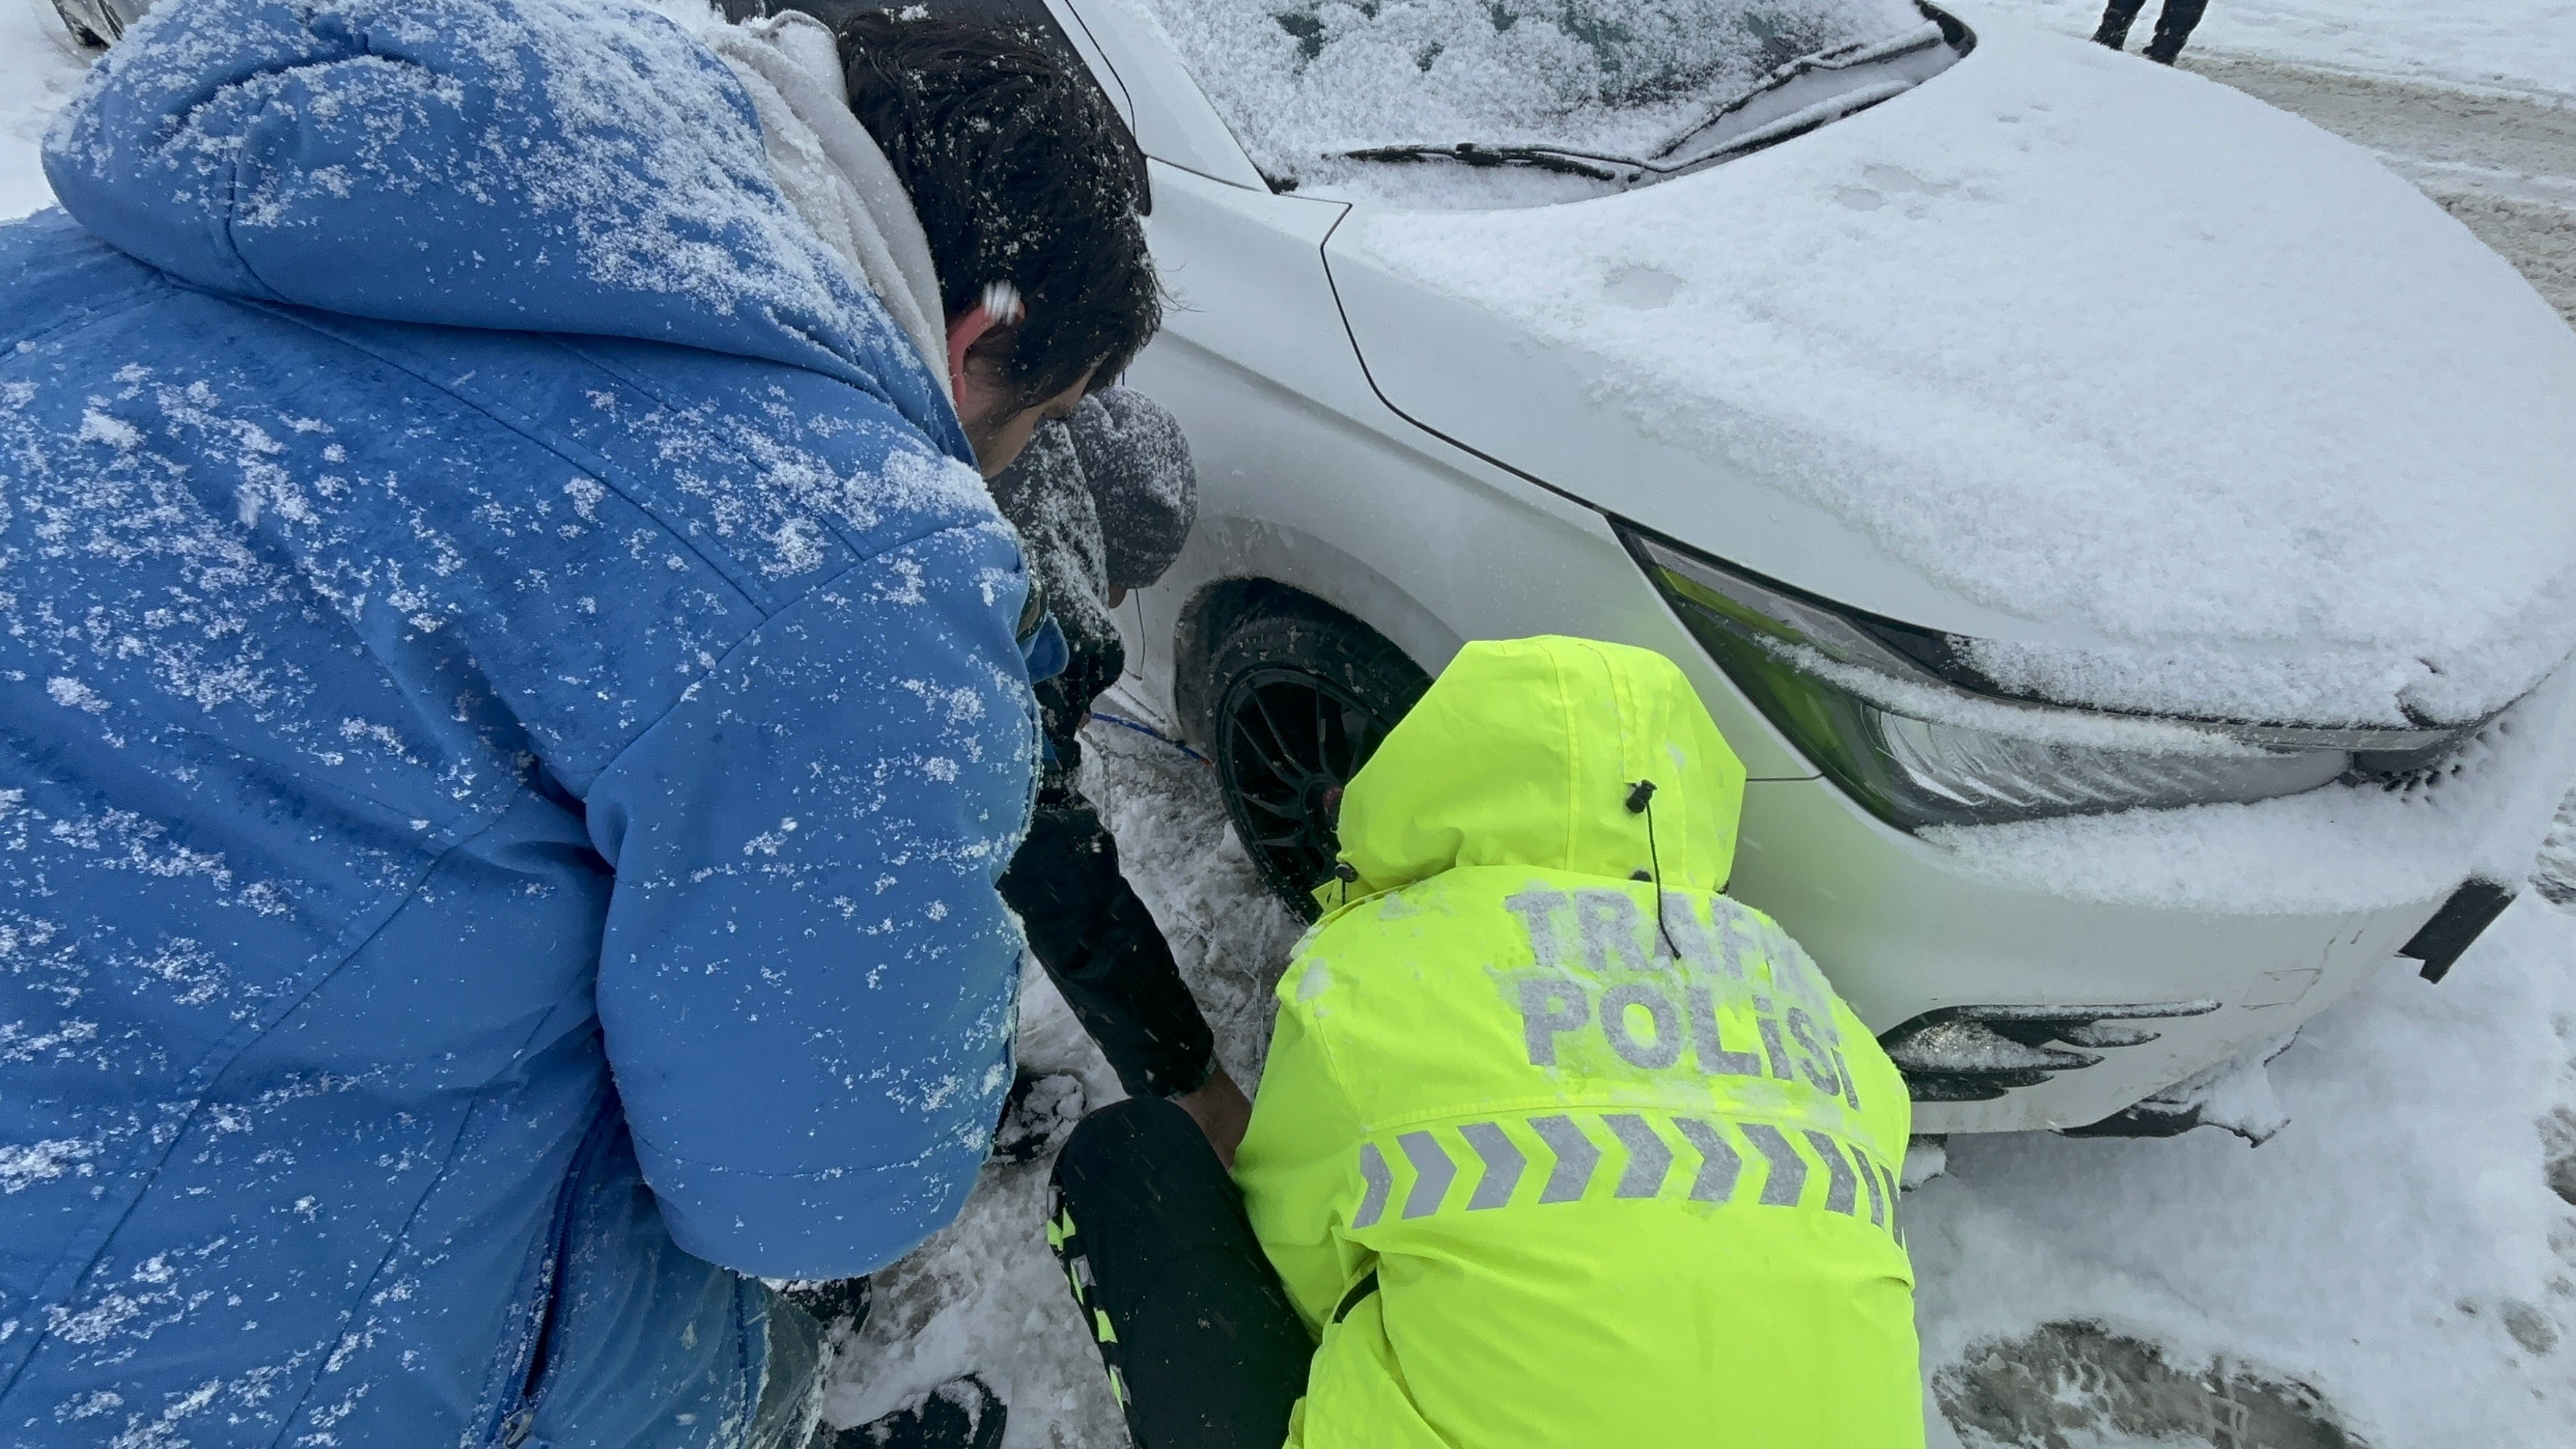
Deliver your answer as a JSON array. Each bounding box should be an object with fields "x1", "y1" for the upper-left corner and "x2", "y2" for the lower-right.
[
  {"x1": 42, "y1": 0, "x2": 963, "y2": 454},
  {"x1": 1334, "y1": 637, "x2": 1748, "y2": 896},
  {"x1": 704, "y1": 12, "x2": 953, "y2": 397}
]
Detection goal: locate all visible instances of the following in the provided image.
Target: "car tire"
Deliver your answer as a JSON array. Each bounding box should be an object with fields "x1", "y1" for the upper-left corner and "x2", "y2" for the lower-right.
[{"x1": 1205, "y1": 598, "x2": 1429, "y2": 916}]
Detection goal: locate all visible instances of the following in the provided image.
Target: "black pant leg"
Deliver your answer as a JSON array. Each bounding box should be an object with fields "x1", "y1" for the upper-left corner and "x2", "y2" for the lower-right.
[
  {"x1": 2145, "y1": 0, "x2": 2210, "y2": 60},
  {"x1": 1046, "y1": 1099, "x2": 1312, "y2": 1449},
  {"x1": 1000, "y1": 791, "x2": 1216, "y2": 1100}
]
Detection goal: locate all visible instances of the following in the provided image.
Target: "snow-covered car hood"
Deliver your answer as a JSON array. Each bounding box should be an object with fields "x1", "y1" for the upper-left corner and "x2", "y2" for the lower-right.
[{"x1": 1325, "y1": 12, "x2": 2576, "y2": 728}]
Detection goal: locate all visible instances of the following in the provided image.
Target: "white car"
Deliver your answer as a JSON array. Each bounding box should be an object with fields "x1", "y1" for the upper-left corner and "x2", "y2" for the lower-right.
[{"x1": 908, "y1": 0, "x2": 2576, "y2": 1137}]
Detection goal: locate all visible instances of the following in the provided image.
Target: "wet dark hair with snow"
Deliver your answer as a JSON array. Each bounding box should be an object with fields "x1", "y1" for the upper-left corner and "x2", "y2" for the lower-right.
[{"x1": 838, "y1": 12, "x2": 1160, "y2": 406}]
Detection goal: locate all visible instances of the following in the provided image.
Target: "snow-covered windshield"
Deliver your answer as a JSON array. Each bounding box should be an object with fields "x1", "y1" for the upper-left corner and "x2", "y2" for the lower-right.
[{"x1": 1133, "y1": 0, "x2": 1934, "y2": 194}]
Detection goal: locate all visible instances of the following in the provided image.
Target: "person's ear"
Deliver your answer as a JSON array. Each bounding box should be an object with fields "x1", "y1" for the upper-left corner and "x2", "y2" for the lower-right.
[
  {"x1": 946, "y1": 305, "x2": 1000, "y2": 407},
  {"x1": 946, "y1": 281, "x2": 1027, "y2": 409}
]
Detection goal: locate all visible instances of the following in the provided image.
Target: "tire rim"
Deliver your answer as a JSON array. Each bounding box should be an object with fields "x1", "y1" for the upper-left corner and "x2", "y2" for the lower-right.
[{"x1": 1216, "y1": 665, "x2": 1389, "y2": 909}]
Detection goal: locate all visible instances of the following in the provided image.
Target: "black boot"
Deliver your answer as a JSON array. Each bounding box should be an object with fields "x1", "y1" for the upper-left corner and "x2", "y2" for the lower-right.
[
  {"x1": 823, "y1": 1375, "x2": 1006, "y2": 1449},
  {"x1": 778, "y1": 1276, "x2": 872, "y2": 1333},
  {"x1": 2091, "y1": 0, "x2": 2145, "y2": 49},
  {"x1": 992, "y1": 1070, "x2": 1086, "y2": 1165},
  {"x1": 2143, "y1": 0, "x2": 2211, "y2": 61}
]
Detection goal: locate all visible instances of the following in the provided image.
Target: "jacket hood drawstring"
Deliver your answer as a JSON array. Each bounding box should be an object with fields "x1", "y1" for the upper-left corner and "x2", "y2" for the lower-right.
[{"x1": 1624, "y1": 777, "x2": 1683, "y2": 962}]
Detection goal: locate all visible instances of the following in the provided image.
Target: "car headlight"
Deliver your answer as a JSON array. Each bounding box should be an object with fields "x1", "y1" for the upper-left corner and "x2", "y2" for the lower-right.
[{"x1": 1619, "y1": 525, "x2": 2460, "y2": 831}]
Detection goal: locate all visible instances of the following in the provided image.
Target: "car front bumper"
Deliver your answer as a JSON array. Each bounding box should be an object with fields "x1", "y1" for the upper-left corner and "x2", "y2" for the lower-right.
[{"x1": 1727, "y1": 768, "x2": 2449, "y2": 1133}]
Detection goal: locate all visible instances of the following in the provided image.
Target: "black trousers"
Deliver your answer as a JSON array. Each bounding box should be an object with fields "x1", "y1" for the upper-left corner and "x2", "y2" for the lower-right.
[
  {"x1": 1000, "y1": 785, "x2": 1216, "y2": 1101},
  {"x1": 1046, "y1": 1099, "x2": 1313, "y2": 1449},
  {"x1": 2094, "y1": 0, "x2": 2210, "y2": 60}
]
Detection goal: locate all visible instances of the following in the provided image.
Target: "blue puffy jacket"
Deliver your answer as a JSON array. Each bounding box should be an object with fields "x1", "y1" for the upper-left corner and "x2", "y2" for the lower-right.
[{"x1": 0, "y1": 0, "x2": 1036, "y2": 1443}]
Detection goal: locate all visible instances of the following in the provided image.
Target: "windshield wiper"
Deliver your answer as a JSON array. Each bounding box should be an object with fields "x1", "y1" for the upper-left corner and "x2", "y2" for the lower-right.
[
  {"x1": 1651, "y1": 21, "x2": 1950, "y2": 164},
  {"x1": 1340, "y1": 78, "x2": 1905, "y2": 185},
  {"x1": 1339, "y1": 141, "x2": 1644, "y2": 182},
  {"x1": 1341, "y1": 17, "x2": 1961, "y2": 188}
]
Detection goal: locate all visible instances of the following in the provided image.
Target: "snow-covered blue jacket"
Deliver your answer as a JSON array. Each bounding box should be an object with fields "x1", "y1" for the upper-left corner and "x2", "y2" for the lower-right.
[{"x1": 0, "y1": 0, "x2": 1036, "y2": 1444}]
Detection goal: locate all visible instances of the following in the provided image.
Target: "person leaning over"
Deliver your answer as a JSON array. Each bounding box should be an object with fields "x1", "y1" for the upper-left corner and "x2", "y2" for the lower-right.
[
  {"x1": 802, "y1": 0, "x2": 1250, "y2": 1168},
  {"x1": 718, "y1": 10, "x2": 1175, "y2": 1442},
  {"x1": 987, "y1": 383, "x2": 1260, "y2": 1167},
  {"x1": 1046, "y1": 637, "x2": 1923, "y2": 1447},
  {"x1": 0, "y1": 1, "x2": 1153, "y2": 1446}
]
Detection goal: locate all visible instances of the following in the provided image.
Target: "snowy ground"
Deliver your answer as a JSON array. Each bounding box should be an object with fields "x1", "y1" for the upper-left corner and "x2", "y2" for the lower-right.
[
  {"x1": 4, "y1": 1, "x2": 2575, "y2": 1445},
  {"x1": 1962, "y1": 0, "x2": 2576, "y2": 98}
]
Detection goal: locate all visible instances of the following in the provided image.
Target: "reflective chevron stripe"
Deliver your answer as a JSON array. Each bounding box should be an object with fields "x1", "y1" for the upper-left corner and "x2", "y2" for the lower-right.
[
  {"x1": 1673, "y1": 1117, "x2": 1741, "y2": 1204},
  {"x1": 1530, "y1": 1116, "x2": 1600, "y2": 1205},
  {"x1": 1459, "y1": 1120, "x2": 1525, "y2": 1210},
  {"x1": 1739, "y1": 1123, "x2": 1808, "y2": 1207},
  {"x1": 1604, "y1": 1114, "x2": 1672, "y2": 1199},
  {"x1": 1344, "y1": 1113, "x2": 1902, "y2": 1243},
  {"x1": 1805, "y1": 1129, "x2": 1860, "y2": 1217},
  {"x1": 1399, "y1": 1130, "x2": 1457, "y2": 1218},
  {"x1": 1352, "y1": 1141, "x2": 1394, "y2": 1229}
]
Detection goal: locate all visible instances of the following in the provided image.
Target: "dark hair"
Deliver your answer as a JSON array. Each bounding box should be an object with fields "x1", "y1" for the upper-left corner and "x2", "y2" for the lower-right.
[{"x1": 837, "y1": 12, "x2": 1161, "y2": 406}]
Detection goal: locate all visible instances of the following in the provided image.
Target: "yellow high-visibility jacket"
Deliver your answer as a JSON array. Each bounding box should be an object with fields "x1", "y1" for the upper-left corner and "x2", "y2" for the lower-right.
[{"x1": 1234, "y1": 636, "x2": 1922, "y2": 1448}]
